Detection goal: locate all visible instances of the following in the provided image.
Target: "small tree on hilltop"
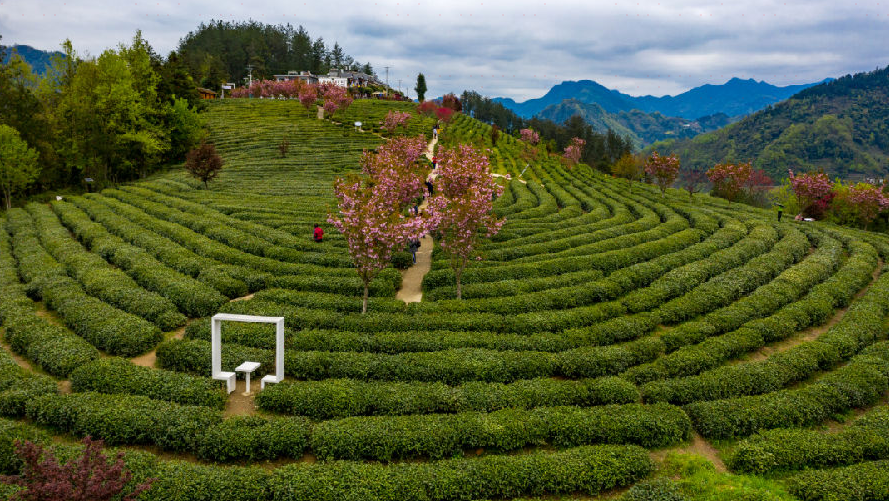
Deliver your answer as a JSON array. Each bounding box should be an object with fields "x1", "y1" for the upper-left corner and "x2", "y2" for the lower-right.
[
  {"x1": 185, "y1": 141, "x2": 223, "y2": 189},
  {"x1": 644, "y1": 151, "x2": 680, "y2": 196},
  {"x1": 707, "y1": 162, "x2": 751, "y2": 203},
  {"x1": 0, "y1": 436, "x2": 155, "y2": 501},
  {"x1": 520, "y1": 128, "x2": 539, "y2": 145},
  {"x1": 0, "y1": 124, "x2": 39, "y2": 210},
  {"x1": 491, "y1": 125, "x2": 500, "y2": 146},
  {"x1": 380, "y1": 110, "x2": 412, "y2": 136},
  {"x1": 427, "y1": 145, "x2": 505, "y2": 299},
  {"x1": 415, "y1": 73, "x2": 427, "y2": 102},
  {"x1": 563, "y1": 137, "x2": 585, "y2": 168}
]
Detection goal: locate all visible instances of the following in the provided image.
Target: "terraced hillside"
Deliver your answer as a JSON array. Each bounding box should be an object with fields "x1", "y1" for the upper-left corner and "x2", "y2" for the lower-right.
[{"x1": 1, "y1": 99, "x2": 889, "y2": 500}]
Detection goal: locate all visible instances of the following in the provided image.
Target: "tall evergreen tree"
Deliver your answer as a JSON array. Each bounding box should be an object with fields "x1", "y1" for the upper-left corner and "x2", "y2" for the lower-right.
[{"x1": 415, "y1": 73, "x2": 427, "y2": 102}]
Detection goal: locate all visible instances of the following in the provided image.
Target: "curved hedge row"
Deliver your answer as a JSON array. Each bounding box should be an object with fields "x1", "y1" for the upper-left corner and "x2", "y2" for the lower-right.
[
  {"x1": 70, "y1": 358, "x2": 227, "y2": 409},
  {"x1": 255, "y1": 376, "x2": 639, "y2": 419},
  {"x1": 71, "y1": 194, "x2": 248, "y2": 297},
  {"x1": 785, "y1": 460, "x2": 889, "y2": 501},
  {"x1": 686, "y1": 342, "x2": 889, "y2": 439},
  {"x1": 158, "y1": 337, "x2": 663, "y2": 384},
  {"x1": 51, "y1": 200, "x2": 228, "y2": 317},
  {"x1": 25, "y1": 203, "x2": 185, "y2": 330},
  {"x1": 6, "y1": 209, "x2": 162, "y2": 357},
  {"x1": 0, "y1": 346, "x2": 57, "y2": 418},
  {"x1": 0, "y1": 221, "x2": 99, "y2": 377},
  {"x1": 625, "y1": 241, "x2": 880, "y2": 385},
  {"x1": 729, "y1": 406, "x2": 889, "y2": 474},
  {"x1": 310, "y1": 403, "x2": 689, "y2": 461}
]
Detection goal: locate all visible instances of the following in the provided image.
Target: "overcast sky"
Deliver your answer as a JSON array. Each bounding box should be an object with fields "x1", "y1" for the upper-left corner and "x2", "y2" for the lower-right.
[{"x1": 1, "y1": 0, "x2": 887, "y2": 101}]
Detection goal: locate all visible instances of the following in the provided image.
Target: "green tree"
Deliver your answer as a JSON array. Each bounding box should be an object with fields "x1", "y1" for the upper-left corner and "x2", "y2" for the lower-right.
[
  {"x1": 0, "y1": 124, "x2": 40, "y2": 209},
  {"x1": 415, "y1": 73, "x2": 427, "y2": 102}
]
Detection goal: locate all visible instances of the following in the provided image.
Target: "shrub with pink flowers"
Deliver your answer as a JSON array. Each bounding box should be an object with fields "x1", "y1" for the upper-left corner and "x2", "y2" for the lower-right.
[
  {"x1": 848, "y1": 182, "x2": 889, "y2": 229},
  {"x1": 707, "y1": 162, "x2": 752, "y2": 202},
  {"x1": 520, "y1": 128, "x2": 540, "y2": 145},
  {"x1": 563, "y1": 137, "x2": 585, "y2": 167},
  {"x1": 381, "y1": 110, "x2": 412, "y2": 135},
  {"x1": 788, "y1": 169, "x2": 835, "y2": 219}
]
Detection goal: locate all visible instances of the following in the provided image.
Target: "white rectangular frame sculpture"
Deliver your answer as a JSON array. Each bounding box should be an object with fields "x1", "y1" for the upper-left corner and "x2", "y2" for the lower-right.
[{"x1": 211, "y1": 313, "x2": 285, "y2": 393}]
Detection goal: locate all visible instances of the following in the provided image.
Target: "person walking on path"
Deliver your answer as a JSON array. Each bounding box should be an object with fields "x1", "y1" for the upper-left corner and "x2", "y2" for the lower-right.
[
  {"x1": 432, "y1": 124, "x2": 438, "y2": 141},
  {"x1": 313, "y1": 224, "x2": 324, "y2": 242},
  {"x1": 776, "y1": 204, "x2": 784, "y2": 222},
  {"x1": 408, "y1": 238, "x2": 421, "y2": 264},
  {"x1": 425, "y1": 177, "x2": 434, "y2": 196}
]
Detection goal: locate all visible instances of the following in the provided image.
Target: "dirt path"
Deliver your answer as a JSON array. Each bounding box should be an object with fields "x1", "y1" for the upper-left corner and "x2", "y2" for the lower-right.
[
  {"x1": 746, "y1": 259, "x2": 883, "y2": 362},
  {"x1": 396, "y1": 137, "x2": 439, "y2": 303},
  {"x1": 224, "y1": 378, "x2": 261, "y2": 417},
  {"x1": 651, "y1": 432, "x2": 727, "y2": 473},
  {"x1": 130, "y1": 324, "x2": 187, "y2": 368}
]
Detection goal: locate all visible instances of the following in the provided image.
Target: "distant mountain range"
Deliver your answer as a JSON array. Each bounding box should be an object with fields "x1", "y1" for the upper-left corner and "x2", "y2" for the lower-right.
[
  {"x1": 644, "y1": 65, "x2": 889, "y2": 181},
  {"x1": 1, "y1": 44, "x2": 63, "y2": 74},
  {"x1": 536, "y1": 99, "x2": 736, "y2": 149},
  {"x1": 494, "y1": 77, "x2": 831, "y2": 120}
]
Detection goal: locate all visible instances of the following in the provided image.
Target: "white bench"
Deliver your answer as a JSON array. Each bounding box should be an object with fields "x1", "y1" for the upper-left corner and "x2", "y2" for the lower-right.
[
  {"x1": 214, "y1": 371, "x2": 236, "y2": 394},
  {"x1": 261, "y1": 374, "x2": 283, "y2": 390}
]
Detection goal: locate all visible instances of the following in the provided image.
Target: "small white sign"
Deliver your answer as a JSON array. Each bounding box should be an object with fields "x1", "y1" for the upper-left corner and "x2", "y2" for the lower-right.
[{"x1": 222, "y1": 85, "x2": 233, "y2": 90}]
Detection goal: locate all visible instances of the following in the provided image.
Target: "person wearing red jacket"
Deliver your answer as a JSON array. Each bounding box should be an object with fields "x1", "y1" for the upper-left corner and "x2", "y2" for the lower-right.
[{"x1": 313, "y1": 224, "x2": 324, "y2": 243}]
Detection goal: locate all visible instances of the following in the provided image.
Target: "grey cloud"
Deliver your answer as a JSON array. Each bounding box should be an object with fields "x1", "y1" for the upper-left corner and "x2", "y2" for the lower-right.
[{"x1": 1, "y1": 0, "x2": 886, "y2": 100}]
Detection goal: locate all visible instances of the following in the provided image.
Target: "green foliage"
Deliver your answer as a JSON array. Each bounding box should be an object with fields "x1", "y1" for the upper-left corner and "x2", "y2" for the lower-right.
[
  {"x1": 786, "y1": 460, "x2": 889, "y2": 501},
  {"x1": 0, "y1": 124, "x2": 39, "y2": 209},
  {"x1": 648, "y1": 65, "x2": 889, "y2": 180}
]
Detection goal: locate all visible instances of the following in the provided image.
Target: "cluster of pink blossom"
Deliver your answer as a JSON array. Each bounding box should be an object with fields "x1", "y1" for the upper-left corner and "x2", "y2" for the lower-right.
[
  {"x1": 360, "y1": 135, "x2": 428, "y2": 208},
  {"x1": 644, "y1": 151, "x2": 681, "y2": 196},
  {"x1": 320, "y1": 83, "x2": 353, "y2": 118},
  {"x1": 788, "y1": 169, "x2": 834, "y2": 214},
  {"x1": 426, "y1": 145, "x2": 505, "y2": 299},
  {"x1": 381, "y1": 110, "x2": 412, "y2": 134},
  {"x1": 298, "y1": 85, "x2": 318, "y2": 112},
  {"x1": 229, "y1": 79, "x2": 307, "y2": 99},
  {"x1": 849, "y1": 182, "x2": 889, "y2": 228},
  {"x1": 706, "y1": 162, "x2": 752, "y2": 202},
  {"x1": 563, "y1": 137, "x2": 585, "y2": 166},
  {"x1": 520, "y1": 128, "x2": 540, "y2": 145}
]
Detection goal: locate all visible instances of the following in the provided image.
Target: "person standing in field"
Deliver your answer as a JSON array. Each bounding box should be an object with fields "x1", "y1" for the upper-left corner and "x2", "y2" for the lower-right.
[
  {"x1": 313, "y1": 224, "x2": 324, "y2": 242},
  {"x1": 777, "y1": 204, "x2": 784, "y2": 222}
]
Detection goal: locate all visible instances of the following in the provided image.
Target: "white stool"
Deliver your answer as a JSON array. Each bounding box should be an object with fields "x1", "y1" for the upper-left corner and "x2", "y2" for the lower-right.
[{"x1": 235, "y1": 361, "x2": 261, "y2": 396}]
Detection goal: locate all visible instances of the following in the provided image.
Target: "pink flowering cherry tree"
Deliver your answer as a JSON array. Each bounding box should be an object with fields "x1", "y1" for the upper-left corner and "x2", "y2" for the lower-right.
[
  {"x1": 381, "y1": 110, "x2": 412, "y2": 136},
  {"x1": 426, "y1": 145, "x2": 505, "y2": 299},
  {"x1": 644, "y1": 151, "x2": 681, "y2": 196},
  {"x1": 788, "y1": 169, "x2": 834, "y2": 218},
  {"x1": 520, "y1": 128, "x2": 540, "y2": 145},
  {"x1": 329, "y1": 177, "x2": 427, "y2": 313},
  {"x1": 319, "y1": 83, "x2": 353, "y2": 119},
  {"x1": 563, "y1": 137, "x2": 585, "y2": 168},
  {"x1": 849, "y1": 182, "x2": 889, "y2": 230},
  {"x1": 330, "y1": 137, "x2": 430, "y2": 313},
  {"x1": 299, "y1": 85, "x2": 318, "y2": 115},
  {"x1": 707, "y1": 162, "x2": 752, "y2": 202}
]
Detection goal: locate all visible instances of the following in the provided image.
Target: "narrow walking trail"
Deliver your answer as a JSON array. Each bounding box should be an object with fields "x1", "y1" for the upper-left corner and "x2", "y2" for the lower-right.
[{"x1": 396, "y1": 136, "x2": 438, "y2": 303}]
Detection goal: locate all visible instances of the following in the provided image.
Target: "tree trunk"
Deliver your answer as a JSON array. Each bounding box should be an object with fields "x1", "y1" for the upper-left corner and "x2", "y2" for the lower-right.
[
  {"x1": 362, "y1": 283, "x2": 369, "y2": 314},
  {"x1": 4, "y1": 190, "x2": 10, "y2": 210},
  {"x1": 455, "y1": 259, "x2": 467, "y2": 300},
  {"x1": 203, "y1": 179, "x2": 208, "y2": 189}
]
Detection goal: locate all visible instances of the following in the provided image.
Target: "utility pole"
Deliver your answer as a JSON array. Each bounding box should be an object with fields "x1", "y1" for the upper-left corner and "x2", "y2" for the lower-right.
[
  {"x1": 246, "y1": 64, "x2": 254, "y2": 88},
  {"x1": 397, "y1": 79, "x2": 402, "y2": 95},
  {"x1": 384, "y1": 66, "x2": 390, "y2": 94}
]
